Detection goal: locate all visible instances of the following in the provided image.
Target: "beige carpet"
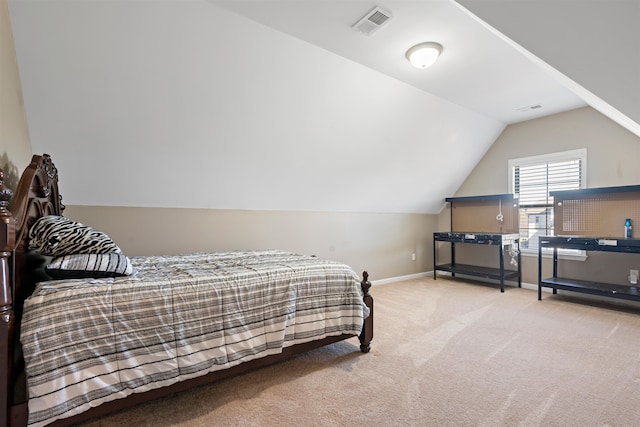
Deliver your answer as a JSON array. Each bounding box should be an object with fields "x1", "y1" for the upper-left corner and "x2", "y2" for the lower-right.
[{"x1": 77, "y1": 277, "x2": 640, "y2": 427}]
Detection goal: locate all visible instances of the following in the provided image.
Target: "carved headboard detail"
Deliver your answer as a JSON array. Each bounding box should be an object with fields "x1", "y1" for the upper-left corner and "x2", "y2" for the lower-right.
[
  {"x1": 0, "y1": 154, "x2": 64, "y2": 423},
  {"x1": 10, "y1": 154, "x2": 64, "y2": 247}
]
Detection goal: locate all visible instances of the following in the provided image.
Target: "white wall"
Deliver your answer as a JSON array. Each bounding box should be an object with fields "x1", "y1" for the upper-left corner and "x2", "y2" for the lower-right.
[{"x1": 9, "y1": 0, "x2": 504, "y2": 214}]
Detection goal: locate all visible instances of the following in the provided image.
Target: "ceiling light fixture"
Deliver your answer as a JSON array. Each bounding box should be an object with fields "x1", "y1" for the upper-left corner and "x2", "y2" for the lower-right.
[{"x1": 405, "y1": 42, "x2": 443, "y2": 69}]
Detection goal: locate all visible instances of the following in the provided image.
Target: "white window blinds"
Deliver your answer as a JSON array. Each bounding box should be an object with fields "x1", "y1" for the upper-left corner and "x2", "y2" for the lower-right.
[
  {"x1": 509, "y1": 149, "x2": 587, "y2": 250},
  {"x1": 514, "y1": 158, "x2": 583, "y2": 206}
]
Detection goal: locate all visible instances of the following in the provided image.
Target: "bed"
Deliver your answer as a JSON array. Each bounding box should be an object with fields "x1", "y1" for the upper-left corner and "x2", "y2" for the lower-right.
[{"x1": 0, "y1": 154, "x2": 374, "y2": 427}]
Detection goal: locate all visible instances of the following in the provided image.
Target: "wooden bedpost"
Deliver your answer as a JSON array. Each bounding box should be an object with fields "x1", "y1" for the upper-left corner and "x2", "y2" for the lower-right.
[
  {"x1": 359, "y1": 271, "x2": 373, "y2": 353},
  {"x1": 0, "y1": 169, "x2": 15, "y2": 427}
]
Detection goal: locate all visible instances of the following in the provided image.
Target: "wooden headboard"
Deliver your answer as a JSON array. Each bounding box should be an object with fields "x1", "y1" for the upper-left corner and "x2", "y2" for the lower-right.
[{"x1": 0, "y1": 154, "x2": 64, "y2": 426}]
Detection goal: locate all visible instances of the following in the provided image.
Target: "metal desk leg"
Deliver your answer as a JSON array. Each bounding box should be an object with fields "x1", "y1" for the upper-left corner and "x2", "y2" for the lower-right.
[
  {"x1": 538, "y1": 240, "x2": 542, "y2": 300},
  {"x1": 499, "y1": 244, "x2": 505, "y2": 292}
]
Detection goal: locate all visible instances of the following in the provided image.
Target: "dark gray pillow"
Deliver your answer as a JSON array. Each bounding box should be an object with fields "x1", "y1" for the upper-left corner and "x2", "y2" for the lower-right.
[{"x1": 45, "y1": 253, "x2": 133, "y2": 279}]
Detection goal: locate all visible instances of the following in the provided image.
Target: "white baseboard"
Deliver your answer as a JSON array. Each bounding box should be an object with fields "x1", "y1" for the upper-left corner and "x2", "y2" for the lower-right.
[
  {"x1": 521, "y1": 281, "x2": 545, "y2": 291},
  {"x1": 434, "y1": 271, "x2": 541, "y2": 291},
  {"x1": 372, "y1": 270, "x2": 545, "y2": 292},
  {"x1": 371, "y1": 271, "x2": 432, "y2": 286},
  {"x1": 371, "y1": 272, "x2": 640, "y2": 310}
]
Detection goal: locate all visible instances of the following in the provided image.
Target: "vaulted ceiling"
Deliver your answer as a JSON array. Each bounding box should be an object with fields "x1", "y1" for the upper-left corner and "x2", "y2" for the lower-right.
[
  {"x1": 209, "y1": 0, "x2": 586, "y2": 125},
  {"x1": 7, "y1": 0, "x2": 639, "y2": 214},
  {"x1": 210, "y1": 0, "x2": 639, "y2": 135}
]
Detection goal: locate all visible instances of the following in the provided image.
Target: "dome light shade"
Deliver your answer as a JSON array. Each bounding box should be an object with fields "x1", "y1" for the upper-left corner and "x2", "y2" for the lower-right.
[{"x1": 406, "y1": 42, "x2": 443, "y2": 69}]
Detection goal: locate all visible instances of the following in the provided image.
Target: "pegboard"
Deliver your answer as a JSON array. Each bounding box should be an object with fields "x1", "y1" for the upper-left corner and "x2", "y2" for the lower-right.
[
  {"x1": 553, "y1": 186, "x2": 640, "y2": 238},
  {"x1": 448, "y1": 195, "x2": 519, "y2": 234}
]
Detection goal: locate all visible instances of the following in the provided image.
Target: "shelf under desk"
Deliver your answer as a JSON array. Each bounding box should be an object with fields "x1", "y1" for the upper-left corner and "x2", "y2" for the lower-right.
[
  {"x1": 538, "y1": 235, "x2": 640, "y2": 302},
  {"x1": 433, "y1": 232, "x2": 521, "y2": 292}
]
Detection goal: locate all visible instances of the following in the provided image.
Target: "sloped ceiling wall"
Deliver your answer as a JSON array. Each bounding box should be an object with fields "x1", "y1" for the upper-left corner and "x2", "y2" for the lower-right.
[
  {"x1": 0, "y1": 0, "x2": 31, "y2": 186},
  {"x1": 8, "y1": 0, "x2": 504, "y2": 214},
  {"x1": 456, "y1": 0, "x2": 640, "y2": 137}
]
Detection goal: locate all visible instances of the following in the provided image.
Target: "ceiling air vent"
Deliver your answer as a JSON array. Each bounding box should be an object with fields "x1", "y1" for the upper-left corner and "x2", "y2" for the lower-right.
[
  {"x1": 517, "y1": 104, "x2": 543, "y2": 112},
  {"x1": 352, "y1": 6, "x2": 393, "y2": 36}
]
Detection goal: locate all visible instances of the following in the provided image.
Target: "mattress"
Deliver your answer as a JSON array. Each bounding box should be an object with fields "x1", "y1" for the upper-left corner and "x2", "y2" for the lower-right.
[{"x1": 20, "y1": 250, "x2": 368, "y2": 426}]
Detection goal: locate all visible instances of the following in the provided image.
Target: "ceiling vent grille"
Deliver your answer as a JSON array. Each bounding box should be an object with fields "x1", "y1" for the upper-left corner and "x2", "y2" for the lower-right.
[
  {"x1": 352, "y1": 6, "x2": 393, "y2": 36},
  {"x1": 516, "y1": 104, "x2": 543, "y2": 112}
]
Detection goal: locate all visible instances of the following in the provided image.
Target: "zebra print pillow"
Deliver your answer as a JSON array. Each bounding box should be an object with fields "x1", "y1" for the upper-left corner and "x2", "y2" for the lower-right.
[{"x1": 28, "y1": 215, "x2": 123, "y2": 257}]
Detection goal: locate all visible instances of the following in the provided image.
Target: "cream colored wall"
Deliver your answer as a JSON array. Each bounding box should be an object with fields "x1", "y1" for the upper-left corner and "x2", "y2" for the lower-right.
[
  {"x1": 64, "y1": 107, "x2": 640, "y2": 284},
  {"x1": 65, "y1": 205, "x2": 436, "y2": 282},
  {"x1": 439, "y1": 106, "x2": 640, "y2": 286},
  {"x1": 457, "y1": 106, "x2": 640, "y2": 195},
  {"x1": 0, "y1": 0, "x2": 31, "y2": 190}
]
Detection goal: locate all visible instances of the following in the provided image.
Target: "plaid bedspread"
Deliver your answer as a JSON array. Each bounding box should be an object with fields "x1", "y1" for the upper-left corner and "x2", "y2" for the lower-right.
[{"x1": 20, "y1": 250, "x2": 368, "y2": 427}]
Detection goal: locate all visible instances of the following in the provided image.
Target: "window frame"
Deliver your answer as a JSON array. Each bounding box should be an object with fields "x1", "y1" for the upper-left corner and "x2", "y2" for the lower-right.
[{"x1": 508, "y1": 148, "x2": 587, "y2": 259}]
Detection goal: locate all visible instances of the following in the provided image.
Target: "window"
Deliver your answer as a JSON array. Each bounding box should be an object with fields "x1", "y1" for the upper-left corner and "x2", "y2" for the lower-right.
[{"x1": 509, "y1": 149, "x2": 586, "y2": 252}]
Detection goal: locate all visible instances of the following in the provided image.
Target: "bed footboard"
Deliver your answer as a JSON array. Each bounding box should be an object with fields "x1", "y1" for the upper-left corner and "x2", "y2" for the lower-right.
[{"x1": 359, "y1": 271, "x2": 373, "y2": 353}]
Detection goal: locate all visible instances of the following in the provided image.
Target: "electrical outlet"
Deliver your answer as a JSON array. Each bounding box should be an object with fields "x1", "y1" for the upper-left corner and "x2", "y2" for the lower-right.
[
  {"x1": 411, "y1": 253, "x2": 416, "y2": 261},
  {"x1": 629, "y1": 269, "x2": 639, "y2": 285}
]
